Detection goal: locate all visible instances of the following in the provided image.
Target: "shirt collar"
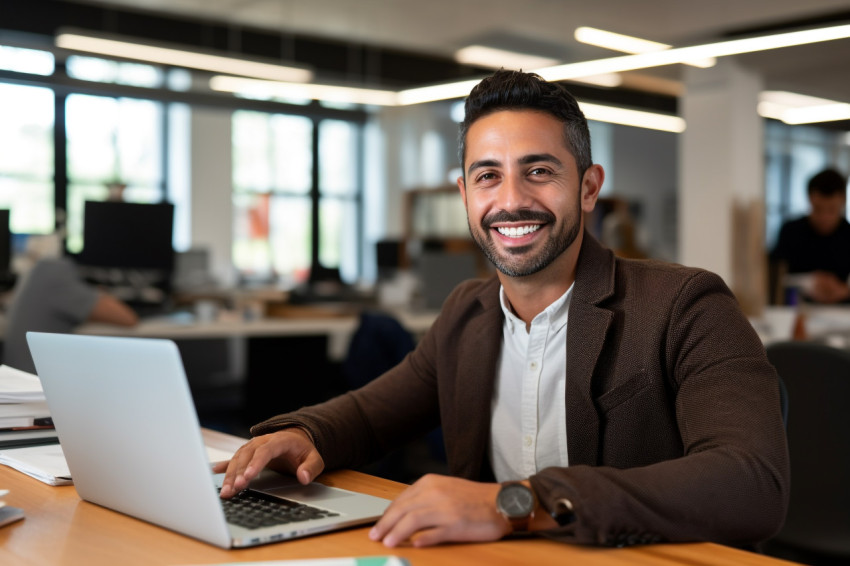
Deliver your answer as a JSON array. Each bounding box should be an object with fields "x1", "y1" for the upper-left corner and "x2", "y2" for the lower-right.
[{"x1": 499, "y1": 283, "x2": 574, "y2": 335}]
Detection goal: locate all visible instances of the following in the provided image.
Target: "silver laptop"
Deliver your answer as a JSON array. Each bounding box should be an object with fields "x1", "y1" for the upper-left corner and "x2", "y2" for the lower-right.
[{"x1": 26, "y1": 331, "x2": 391, "y2": 548}]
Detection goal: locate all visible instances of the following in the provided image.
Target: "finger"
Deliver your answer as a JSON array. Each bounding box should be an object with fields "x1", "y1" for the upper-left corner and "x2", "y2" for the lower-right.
[
  {"x1": 219, "y1": 441, "x2": 268, "y2": 497},
  {"x1": 295, "y1": 449, "x2": 325, "y2": 484},
  {"x1": 219, "y1": 456, "x2": 252, "y2": 498},
  {"x1": 369, "y1": 488, "x2": 430, "y2": 543},
  {"x1": 379, "y1": 505, "x2": 441, "y2": 547}
]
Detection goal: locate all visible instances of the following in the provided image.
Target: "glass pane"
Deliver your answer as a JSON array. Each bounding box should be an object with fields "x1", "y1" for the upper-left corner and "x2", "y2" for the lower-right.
[
  {"x1": 0, "y1": 45, "x2": 54, "y2": 75},
  {"x1": 233, "y1": 111, "x2": 312, "y2": 194},
  {"x1": 67, "y1": 56, "x2": 119, "y2": 83},
  {"x1": 319, "y1": 120, "x2": 358, "y2": 197},
  {"x1": 232, "y1": 193, "x2": 312, "y2": 284},
  {"x1": 0, "y1": 83, "x2": 54, "y2": 234},
  {"x1": 67, "y1": 95, "x2": 119, "y2": 181},
  {"x1": 66, "y1": 55, "x2": 163, "y2": 88},
  {"x1": 270, "y1": 114, "x2": 312, "y2": 194},
  {"x1": 319, "y1": 197, "x2": 358, "y2": 283},
  {"x1": 0, "y1": 178, "x2": 54, "y2": 234},
  {"x1": 0, "y1": 84, "x2": 54, "y2": 176},
  {"x1": 67, "y1": 94, "x2": 163, "y2": 185},
  {"x1": 269, "y1": 196, "x2": 312, "y2": 285},
  {"x1": 233, "y1": 111, "x2": 272, "y2": 193}
]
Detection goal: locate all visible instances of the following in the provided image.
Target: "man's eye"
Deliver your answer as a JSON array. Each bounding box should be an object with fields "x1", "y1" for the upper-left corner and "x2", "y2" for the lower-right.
[
  {"x1": 529, "y1": 167, "x2": 550, "y2": 176},
  {"x1": 477, "y1": 172, "x2": 498, "y2": 182}
]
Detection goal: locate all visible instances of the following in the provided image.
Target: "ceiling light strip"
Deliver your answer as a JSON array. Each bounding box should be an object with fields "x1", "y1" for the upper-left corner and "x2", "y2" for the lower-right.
[
  {"x1": 56, "y1": 32, "x2": 313, "y2": 83},
  {"x1": 579, "y1": 102, "x2": 686, "y2": 132},
  {"x1": 209, "y1": 75, "x2": 398, "y2": 106},
  {"x1": 573, "y1": 26, "x2": 715, "y2": 68},
  {"x1": 541, "y1": 23, "x2": 850, "y2": 81}
]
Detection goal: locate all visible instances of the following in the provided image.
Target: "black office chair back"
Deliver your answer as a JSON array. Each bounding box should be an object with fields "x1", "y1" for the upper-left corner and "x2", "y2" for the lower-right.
[{"x1": 765, "y1": 341, "x2": 850, "y2": 558}]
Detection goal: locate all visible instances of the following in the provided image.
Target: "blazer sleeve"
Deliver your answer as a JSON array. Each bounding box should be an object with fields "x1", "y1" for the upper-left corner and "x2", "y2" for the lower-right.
[
  {"x1": 250, "y1": 310, "x2": 443, "y2": 472},
  {"x1": 528, "y1": 270, "x2": 790, "y2": 548}
]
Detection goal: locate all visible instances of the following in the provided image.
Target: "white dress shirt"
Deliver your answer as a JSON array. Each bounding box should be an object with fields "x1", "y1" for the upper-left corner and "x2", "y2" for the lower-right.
[{"x1": 489, "y1": 284, "x2": 572, "y2": 482}]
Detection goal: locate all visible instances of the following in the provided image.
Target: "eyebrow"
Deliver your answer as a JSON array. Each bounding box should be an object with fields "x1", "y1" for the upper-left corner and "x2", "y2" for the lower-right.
[
  {"x1": 519, "y1": 153, "x2": 563, "y2": 167},
  {"x1": 466, "y1": 153, "x2": 564, "y2": 176}
]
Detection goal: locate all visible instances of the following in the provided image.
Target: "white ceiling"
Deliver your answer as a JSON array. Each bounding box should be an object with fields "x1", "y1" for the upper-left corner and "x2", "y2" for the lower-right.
[{"x1": 63, "y1": 0, "x2": 850, "y2": 103}]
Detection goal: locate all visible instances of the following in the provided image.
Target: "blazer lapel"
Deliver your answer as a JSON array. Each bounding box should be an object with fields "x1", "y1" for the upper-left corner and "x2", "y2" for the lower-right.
[
  {"x1": 566, "y1": 234, "x2": 615, "y2": 466},
  {"x1": 451, "y1": 278, "x2": 503, "y2": 480}
]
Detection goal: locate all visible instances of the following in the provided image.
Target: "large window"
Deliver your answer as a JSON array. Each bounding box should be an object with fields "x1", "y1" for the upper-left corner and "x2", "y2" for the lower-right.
[
  {"x1": 232, "y1": 112, "x2": 362, "y2": 285},
  {"x1": 1, "y1": 44, "x2": 365, "y2": 286},
  {"x1": 65, "y1": 94, "x2": 165, "y2": 253}
]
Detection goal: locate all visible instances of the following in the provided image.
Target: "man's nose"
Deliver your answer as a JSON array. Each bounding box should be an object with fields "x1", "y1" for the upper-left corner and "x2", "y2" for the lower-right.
[{"x1": 495, "y1": 175, "x2": 533, "y2": 211}]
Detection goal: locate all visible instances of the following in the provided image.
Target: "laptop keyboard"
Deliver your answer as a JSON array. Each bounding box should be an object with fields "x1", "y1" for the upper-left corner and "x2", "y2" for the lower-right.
[{"x1": 221, "y1": 488, "x2": 340, "y2": 530}]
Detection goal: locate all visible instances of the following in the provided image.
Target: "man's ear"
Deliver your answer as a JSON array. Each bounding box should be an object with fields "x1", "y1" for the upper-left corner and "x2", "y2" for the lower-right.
[
  {"x1": 581, "y1": 164, "x2": 604, "y2": 213},
  {"x1": 457, "y1": 175, "x2": 468, "y2": 208}
]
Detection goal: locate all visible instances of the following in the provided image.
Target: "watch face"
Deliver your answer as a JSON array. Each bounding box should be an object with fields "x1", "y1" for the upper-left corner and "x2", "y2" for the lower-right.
[{"x1": 497, "y1": 483, "x2": 534, "y2": 518}]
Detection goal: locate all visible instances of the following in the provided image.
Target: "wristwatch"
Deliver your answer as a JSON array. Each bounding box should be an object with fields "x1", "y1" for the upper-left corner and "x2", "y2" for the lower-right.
[{"x1": 496, "y1": 481, "x2": 537, "y2": 532}]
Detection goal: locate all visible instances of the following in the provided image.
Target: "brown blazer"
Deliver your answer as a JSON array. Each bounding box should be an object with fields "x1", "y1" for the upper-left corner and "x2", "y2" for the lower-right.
[{"x1": 253, "y1": 233, "x2": 790, "y2": 547}]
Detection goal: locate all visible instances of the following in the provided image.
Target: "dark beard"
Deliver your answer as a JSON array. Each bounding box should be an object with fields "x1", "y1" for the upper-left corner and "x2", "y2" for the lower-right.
[{"x1": 469, "y1": 209, "x2": 580, "y2": 277}]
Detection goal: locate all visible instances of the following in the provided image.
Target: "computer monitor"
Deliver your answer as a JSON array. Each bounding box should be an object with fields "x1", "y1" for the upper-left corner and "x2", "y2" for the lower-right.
[
  {"x1": 0, "y1": 209, "x2": 14, "y2": 291},
  {"x1": 78, "y1": 201, "x2": 175, "y2": 272},
  {"x1": 0, "y1": 209, "x2": 11, "y2": 275}
]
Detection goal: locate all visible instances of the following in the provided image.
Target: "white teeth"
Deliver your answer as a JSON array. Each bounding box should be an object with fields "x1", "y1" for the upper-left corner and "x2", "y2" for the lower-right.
[{"x1": 496, "y1": 225, "x2": 541, "y2": 238}]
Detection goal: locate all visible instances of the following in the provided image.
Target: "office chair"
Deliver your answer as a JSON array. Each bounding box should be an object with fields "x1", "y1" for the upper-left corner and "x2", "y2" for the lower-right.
[{"x1": 765, "y1": 341, "x2": 850, "y2": 560}]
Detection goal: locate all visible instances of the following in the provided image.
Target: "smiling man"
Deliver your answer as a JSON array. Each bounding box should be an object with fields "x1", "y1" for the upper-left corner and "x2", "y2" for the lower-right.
[{"x1": 217, "y1": 70, "x2": 789, "y2": 549}]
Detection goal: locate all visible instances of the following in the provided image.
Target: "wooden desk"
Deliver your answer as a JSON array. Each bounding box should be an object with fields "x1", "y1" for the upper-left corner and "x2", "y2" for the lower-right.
[{"x1": 1, "y1": 430, "x2": 797, "y2": 566}]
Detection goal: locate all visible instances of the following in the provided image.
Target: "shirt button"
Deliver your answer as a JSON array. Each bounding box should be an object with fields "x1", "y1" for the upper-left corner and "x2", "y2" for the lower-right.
[
  {"x1": 524, "y1": 435, "x2": 533, "y2": 447},
  {"x1": 530, "y1": 361, "x2": 538, "y2": 370}
]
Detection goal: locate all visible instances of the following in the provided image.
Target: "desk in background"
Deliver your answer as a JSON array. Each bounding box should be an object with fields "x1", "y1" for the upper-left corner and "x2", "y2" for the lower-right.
[
  {"x1": 0, "y1": 429, "x2": 799, "y2": 566},
  {"x1": 78, "y1": 306, "x2": 440, "y2": 431},
  {"x1": 750, "y1": 305, "x2": 850, "y2": 347},
  {"x1": 78, "y1": 305, "x2": 439, "y2": 361}
]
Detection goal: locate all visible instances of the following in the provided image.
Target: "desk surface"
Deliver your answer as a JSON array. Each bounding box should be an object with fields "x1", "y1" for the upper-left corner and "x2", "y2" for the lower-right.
[
  {"x1": 0, "y1": 430, "x2": 797, "y2": 566},
  {"x1": 78, "y1": 307, "x2": 439, "y2": 339}
]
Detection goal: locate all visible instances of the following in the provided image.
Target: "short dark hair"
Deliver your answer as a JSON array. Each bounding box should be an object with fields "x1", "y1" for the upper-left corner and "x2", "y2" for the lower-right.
[
  {"x1": 458, "y1": 69, "x2": 592, "y2": 177},
  {"x1": 807, "y1": 168, "x2": 847, "y2": 198}
]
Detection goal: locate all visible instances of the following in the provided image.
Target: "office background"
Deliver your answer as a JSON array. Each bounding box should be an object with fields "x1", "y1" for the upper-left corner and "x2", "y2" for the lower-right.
[
  {"x1": 1, "y1": 0, "x2": 850, "y2": 303},
  {"x1": 3, "y1": 4, "x2": 850, "y2": 563}
]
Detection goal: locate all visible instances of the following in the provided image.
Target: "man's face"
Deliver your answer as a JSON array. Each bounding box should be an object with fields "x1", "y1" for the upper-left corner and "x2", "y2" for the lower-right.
[
  {"x1": 809, "y1": 191, "x2": 846, "y2": 236},
  {"x1": 457, "y1": 110, "x2": 600, "y2": 278}
]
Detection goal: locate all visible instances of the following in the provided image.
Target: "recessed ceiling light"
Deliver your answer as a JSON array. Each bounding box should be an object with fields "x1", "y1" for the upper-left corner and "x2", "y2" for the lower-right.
[{"x1": 454, "y1": 45, "x2": 560, "y2": 70}]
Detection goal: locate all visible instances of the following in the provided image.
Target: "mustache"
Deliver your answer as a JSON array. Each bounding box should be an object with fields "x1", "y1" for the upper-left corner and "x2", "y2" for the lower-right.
[{"x1": 482, "y1": 210, "x2": 555, "y2": 229}]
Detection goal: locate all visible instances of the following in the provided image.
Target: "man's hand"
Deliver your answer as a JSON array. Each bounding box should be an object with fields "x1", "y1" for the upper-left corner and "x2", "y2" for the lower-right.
[
  {"x1": 212, "y1": 428, "x2": 324, "y2": 499},
  {"x1": 809, "y1": 271, "x2": 850, "y2": 303},
  {"x1": 368, "y1": 474, "x2": 511, "y2": 547}
]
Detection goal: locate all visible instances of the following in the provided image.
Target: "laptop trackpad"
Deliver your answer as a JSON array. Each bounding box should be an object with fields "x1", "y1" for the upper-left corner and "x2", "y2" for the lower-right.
[
  {"x1": 248, "y1": 470, "x2": 355, "y2": 503},
  {"x1": 262, "y1": 483, "x2": 354, "y2": 503}
]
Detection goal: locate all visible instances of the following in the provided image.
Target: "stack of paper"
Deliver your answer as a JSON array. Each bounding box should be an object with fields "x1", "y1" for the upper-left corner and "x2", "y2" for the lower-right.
[
  {"x1": 0, "y1": 443, "x2": 72, "y2": 486},
  {"x1": 0, "y1": 442, "x2": 234, "y2": 486},
  {"x1": 0, "y1": 365, "x2": 58, "y2": 448}
]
